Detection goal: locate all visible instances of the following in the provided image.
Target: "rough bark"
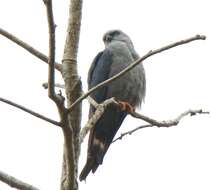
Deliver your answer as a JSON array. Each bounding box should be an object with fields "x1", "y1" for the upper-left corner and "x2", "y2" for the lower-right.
[{"x1": 60, "y1": 0, "x2": 83, "y2": 190}]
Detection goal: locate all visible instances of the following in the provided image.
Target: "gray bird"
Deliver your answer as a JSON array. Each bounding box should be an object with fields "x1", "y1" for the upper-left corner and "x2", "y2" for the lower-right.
[{"x1": 79, "y1": 30, "x2": 146, "y2": 181}]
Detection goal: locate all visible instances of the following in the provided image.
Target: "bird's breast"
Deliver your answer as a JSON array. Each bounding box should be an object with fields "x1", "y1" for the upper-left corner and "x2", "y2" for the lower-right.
[{"x1": 106, "y1": 44, "x2": 145, "y2": 107}]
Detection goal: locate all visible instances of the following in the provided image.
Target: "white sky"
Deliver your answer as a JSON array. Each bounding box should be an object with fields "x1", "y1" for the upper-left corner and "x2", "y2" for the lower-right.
[{"x1": 0, "y1": 0, "x2": 211, "y2": 189}]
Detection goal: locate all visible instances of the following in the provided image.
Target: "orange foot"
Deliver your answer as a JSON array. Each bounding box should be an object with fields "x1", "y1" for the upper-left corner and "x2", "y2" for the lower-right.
[{"x1": 117, "y1": 101, "x2": 135, "y2": 113}]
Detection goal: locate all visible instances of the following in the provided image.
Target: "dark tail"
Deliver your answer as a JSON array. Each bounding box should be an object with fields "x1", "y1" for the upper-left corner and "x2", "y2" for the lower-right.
[
  {"x1": 80, "y1": 107, "x2": 127, "y2": 181},
  {"x1": 80, "y1": 140, "x2": 107, "y2": 181},
  {"x1": 79, "y1": 158, "x2": 96, "y2": 181}
]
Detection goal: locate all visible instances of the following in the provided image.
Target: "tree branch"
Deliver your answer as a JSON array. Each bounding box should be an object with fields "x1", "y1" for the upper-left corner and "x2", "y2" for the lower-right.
[
  {"x1": 112, "y1": 109, "x2": 209, "y2": 143},
  {"x1": 44, "y1": 0, "x2": 67, "y2": 122},
  {"x1": 0, "y1": 97, "x2": 61, "y2": 126},
  {"x1": 68, "y1": 34, "x2": 206, "y2": 112},
  {"x1": 44, "y1": 4, "x2": 76, "y2": 190},
  {"x1": 79, "y1": 98, "x2": 116, "y2": 144},
  {"x1": 80, "y1": 96, "x2": 209, "y2": 144},
  {"x1": 0, "y1": 27, "x2": 62, "y2": 71},
  {"x1": 130, "y1": 109, "x2": 210, "y2": 127},
  {"x1": 44, "y1": 0, "x2": 60, "y2": 104},
  {"x1": 112, "y1": 124, "x2": 152, "y2": 143},
  {"x1": 0, "y1": 170, "x2": 39, "y2": 190},
  {"x1": 42, "y1": 82, "x2": 65, "y2": 89}
]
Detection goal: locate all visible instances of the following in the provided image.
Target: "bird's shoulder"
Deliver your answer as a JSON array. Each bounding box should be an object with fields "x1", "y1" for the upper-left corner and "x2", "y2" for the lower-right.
[{"x1": 88, "y1": 49, "x2": 113, "y2": 89}]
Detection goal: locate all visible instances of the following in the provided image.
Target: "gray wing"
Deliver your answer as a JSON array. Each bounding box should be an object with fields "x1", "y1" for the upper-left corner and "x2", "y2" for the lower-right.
[{"x1": 88, "y1": 49, "x2": 113, "y2": 103}]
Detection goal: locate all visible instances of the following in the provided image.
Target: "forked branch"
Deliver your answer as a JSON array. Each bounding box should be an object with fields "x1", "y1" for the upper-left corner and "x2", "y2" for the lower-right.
[
  {"x1": 44, "y1": 0, "x2": 66, "y2": 117},
  {"x1": 80, "y1": 96, "x2": 209, "y2": 144},
  {"x1": 113, "y1": 109, "x2": 209, "y2": 143}
]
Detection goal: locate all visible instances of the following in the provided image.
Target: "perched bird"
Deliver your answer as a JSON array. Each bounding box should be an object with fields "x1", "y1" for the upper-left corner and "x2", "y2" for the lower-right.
[{"x1": 79, "y1": 30, "x2": 146, "y2": 181}]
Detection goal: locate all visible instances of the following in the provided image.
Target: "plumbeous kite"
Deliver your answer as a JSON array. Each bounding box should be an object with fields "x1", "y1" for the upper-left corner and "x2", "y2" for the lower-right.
[{"x1": 79, "y1": 30, "x2": 146, "y2": 181}]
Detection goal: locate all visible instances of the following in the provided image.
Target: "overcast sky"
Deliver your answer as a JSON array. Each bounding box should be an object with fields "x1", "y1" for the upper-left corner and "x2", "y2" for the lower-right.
[{"x1": 0, "y1": 0, "x2": 211, "y2": 189}]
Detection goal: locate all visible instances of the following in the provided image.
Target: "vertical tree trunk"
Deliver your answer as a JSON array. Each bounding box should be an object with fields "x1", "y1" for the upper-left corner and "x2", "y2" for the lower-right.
[{"x1": 60, "y1": 0, "x2": 83, "y2": 189}]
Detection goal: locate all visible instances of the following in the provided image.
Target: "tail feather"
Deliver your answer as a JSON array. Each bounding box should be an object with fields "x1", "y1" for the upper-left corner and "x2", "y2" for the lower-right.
[
  {"x1": 80, "y1": 107, "x2": 127, "y2": 180},
  {"x1": 92, "y1": 163, "x2": 99, "y2": 173},
  {"x1": 79, "y1": 158, "x2": 95, "y2": 181},
  {"x1": 79, "y1": 142, "x2": 105, "y2": 181}
]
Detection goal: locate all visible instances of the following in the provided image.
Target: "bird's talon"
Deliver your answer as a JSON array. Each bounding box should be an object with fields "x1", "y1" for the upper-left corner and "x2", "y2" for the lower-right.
[{"x1": 117, "y1": 101, "x2": 134, "y2": 113}]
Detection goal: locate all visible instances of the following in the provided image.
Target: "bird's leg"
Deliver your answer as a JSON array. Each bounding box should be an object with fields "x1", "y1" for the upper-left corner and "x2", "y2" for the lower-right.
[{"x1": 117, "y1": 100, "x2": 135, "y2": 113}]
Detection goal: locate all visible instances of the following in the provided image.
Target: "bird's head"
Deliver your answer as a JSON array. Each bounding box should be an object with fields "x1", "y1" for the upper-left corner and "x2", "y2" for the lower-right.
[{"x1": 103, "y1": 30, "x2": 134, "y2": 48}]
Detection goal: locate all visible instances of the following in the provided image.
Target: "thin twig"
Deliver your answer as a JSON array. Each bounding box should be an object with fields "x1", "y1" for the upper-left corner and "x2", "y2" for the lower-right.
[
  {"x1": 112, "y1": 124, "x2": 153, "y2": 143},
  {"x1": 42, "y1": 83, "x2": 98, "y2": 109},
  {"x1": 113, "y1": 109, "x2": 209, "y2": 143},
  {"x1": 68, "y1": 34, "x2": 206, "y2": 112},
  {"x1": 0, "y1": 97, "x2": 61, "y2": 126},
  {"x1": 42, "y1": 82, "x2": 65, "y2": 89},
  {"x1": 0, "y1": 170, "x2": 39, "y2": 190},
  {"x1": 42, "y1": 82, "x2": 98, "y2": 111},
  {"x1": 0, "y1": 27, "x2": 62, "y2": 71}
]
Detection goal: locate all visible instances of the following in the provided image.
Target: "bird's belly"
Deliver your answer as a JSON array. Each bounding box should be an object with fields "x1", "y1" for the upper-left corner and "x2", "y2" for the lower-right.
[
  {"x1": 105, "y1": 46, "x2": 145, "y2": 107},
  {"x1": 107, "y1": 67, "x2": 141, "y2": 106}
]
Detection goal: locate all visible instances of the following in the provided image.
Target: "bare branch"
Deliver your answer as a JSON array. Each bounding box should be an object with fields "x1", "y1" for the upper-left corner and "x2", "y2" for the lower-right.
[
  {"x1": 0, "y1": 27, "x2": 62, "y2": 71},
  {"x1": 44, "y1": 0, "x2": 67, "y2": 123},
  {"x1": 112, "y1": 124, "x2": 152, "y2": 143},
  {"x1": 79, "y1": 98, "x2": 116, "y2": 144},
  {"x1": 42, "y1": 83, "x2": 98, "y2": 109},
  {"x1": 80, "y1": 95, "x2": 209, "y2": 144},
  {"x1": 0, "y1": 170, "x2": 39, "y2": 190},
  {"x1": 44, "y1": 0, "x2": 59, "y2": 104},
  {"x1": 130, "y1": 109, "x2": 209, "y2": 127},
  {"x1": 113, "y1": 109, "x2": 209, "y2": 143},
  {"x1": 42, "y1": 82, "x2": 65, "y2": 89},
  {"x1": 130, "y1": 112, "x2": 179, "y2": 127},
  {"x1": 0, "y1": 97, "x2": 61, "y2": 126},
  {"x1": 68, "y1": 34, "x2": 206, "y2": 112},
  {"x1": 86, "y1": 95, "x2": 99, "y2": 108}
]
